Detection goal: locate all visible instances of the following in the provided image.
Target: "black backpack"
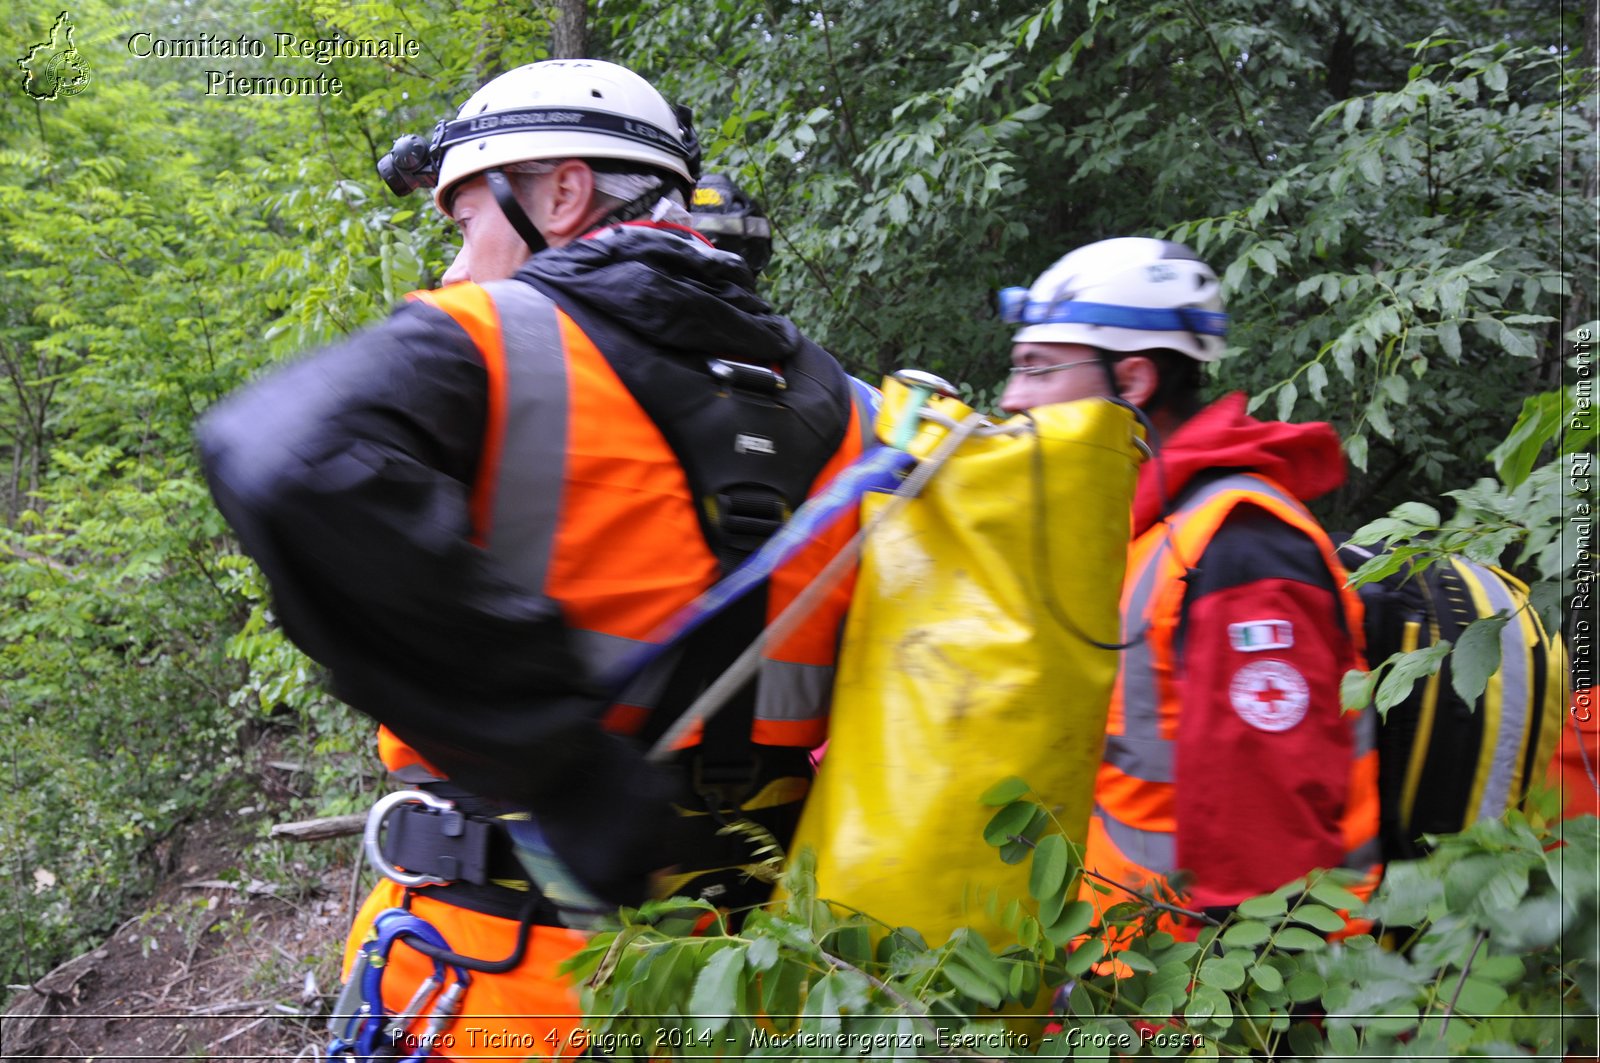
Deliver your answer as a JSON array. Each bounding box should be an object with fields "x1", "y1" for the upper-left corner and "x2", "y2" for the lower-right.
[{"x1": 1337, "y1": 543, "x2": 1567, "y2": 861}]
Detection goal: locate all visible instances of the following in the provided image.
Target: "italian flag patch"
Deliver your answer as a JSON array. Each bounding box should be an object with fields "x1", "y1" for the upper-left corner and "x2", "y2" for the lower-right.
[{"x1": 1228, "y1": 619, "x2": 1294, "y2": 652}]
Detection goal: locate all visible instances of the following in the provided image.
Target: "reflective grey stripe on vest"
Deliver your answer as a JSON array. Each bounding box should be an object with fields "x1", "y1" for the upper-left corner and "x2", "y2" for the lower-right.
[
  {"x1": 1350, "y1": 702, "x2": 1377, "y2": 759},
  {"x1": 570, "y1": 628, "x2": 679, "y2": 713},
  {"x1": 390, "y1": 762, "x2": 447, "y2": 784},
  {"x1": 1342, "y1": 836, "x2": 1382, "y2": 872},
  {"x1": 477, "y1": 280, "x2": 569, "y2": 588},
  {"x1": 1462, "y1": 557, "x2": 1532, "y2": 822},
  {"x1": 1109, "y1": 474, "x2": 1307, "y2": 783},
  {"x1": 756, "y1": 659, "x2": 835, "y2": 722},
  {"x1": 1092, "y1": 802, "x2": 1175, "y2": 877}
]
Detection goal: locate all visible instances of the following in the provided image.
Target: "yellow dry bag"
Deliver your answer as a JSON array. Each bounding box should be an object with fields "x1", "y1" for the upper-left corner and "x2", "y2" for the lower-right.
[{"x1": 788, "y1": 378, "x2": 1143, "y2": 947}]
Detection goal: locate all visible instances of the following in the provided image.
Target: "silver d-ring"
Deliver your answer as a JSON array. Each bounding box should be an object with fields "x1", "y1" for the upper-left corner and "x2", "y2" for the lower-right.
[{"x1": 363, "y1": 789, "x2": 458, "y2": 888}]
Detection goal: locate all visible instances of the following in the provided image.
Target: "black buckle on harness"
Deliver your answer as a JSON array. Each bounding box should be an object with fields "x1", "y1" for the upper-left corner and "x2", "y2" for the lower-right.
[
  {"x1": 708, "y1": 358, "x2": 786, "y2": 394},
  {"x1": 716, "y1": 489, "x2": 788, "y2": 543},
  {"x1": 382, "y1": 804, "x2": 496, "y2": 886}
]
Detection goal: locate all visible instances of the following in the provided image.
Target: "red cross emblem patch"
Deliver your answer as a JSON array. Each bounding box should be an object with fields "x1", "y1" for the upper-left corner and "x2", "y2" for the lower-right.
[{"x1": 1228, "y1": 659, "x2": 1310, "y2": 732}]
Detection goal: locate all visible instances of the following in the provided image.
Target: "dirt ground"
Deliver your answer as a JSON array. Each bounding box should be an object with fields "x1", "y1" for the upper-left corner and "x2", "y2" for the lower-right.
[{"x1": 2, "y1": 772, "x2": 364, "y2": 1063}]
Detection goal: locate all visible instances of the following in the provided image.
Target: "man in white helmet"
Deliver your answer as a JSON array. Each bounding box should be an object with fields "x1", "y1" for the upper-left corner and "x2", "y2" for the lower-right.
[
  {"x1": 199, "y1": 59, "x2": 874, "y2": 1058},
  {"x1": 997, "y1": 237, "x2": 1380, "y2": 933}
]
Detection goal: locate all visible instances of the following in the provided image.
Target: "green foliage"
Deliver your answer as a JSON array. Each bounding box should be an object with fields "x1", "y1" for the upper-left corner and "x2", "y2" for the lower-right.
[
  {"x1": 0, "y1": 0, "x2": 545, "y2": 985},
  {"x1": 569, "y1": 784, "x2": 1596, "y2": 1058},
  {"x1": 602, "y1": 2, "x2": 1590, "y2": 529}
]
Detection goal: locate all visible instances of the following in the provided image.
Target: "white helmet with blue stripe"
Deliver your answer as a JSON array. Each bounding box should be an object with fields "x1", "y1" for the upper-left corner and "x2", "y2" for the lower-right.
[{"x1": 1000, "y1": 237, "x2": 1228, "y2": 362}]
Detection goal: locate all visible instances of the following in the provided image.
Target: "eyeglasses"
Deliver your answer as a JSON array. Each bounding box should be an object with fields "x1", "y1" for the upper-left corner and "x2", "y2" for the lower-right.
[{"x1": 1007, "y1": 360, "x2": 1100, "y2": 378}]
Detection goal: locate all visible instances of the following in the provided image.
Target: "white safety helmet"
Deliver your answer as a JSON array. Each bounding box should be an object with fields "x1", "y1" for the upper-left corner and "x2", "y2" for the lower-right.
[
  {"x1": 999, "y1": 237, "x2": 1228, "y2": 362},
  {"x1": 431, "y1": 59, "x2": 699, "y2": 212}
]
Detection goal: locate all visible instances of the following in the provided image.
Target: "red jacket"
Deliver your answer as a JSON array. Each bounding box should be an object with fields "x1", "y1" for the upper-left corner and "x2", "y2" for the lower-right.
[{"x1": 1089, "y1": 394, "x2": 1380, "y2": 915}]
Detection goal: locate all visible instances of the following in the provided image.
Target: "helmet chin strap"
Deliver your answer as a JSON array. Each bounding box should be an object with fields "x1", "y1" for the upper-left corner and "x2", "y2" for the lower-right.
[
  {"x1": 484, "y1": 168, "x2": 669, "y2": 257},
  {"x1": 484, "y1": 169, "x2": 548, "y2": 257}
]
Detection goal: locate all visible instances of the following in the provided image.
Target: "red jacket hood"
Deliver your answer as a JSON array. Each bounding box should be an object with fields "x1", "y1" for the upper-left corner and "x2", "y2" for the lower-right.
[{"x1": 1132, "y1": 392, "x2": 1347, "y2": 535}]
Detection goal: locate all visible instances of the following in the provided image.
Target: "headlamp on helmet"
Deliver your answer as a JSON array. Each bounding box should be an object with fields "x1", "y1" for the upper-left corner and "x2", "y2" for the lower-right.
[{"x1": 375, "y1": 131, "x2": 441, "y2": 196}]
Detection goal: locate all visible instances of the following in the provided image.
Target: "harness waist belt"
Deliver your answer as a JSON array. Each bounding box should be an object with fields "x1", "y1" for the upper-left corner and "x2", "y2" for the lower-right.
[{"x1": 382, "y1": 804, "x2": 531, "y2": 889}]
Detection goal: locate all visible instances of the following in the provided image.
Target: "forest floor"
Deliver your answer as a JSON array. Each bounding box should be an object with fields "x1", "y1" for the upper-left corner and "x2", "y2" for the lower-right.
[{"x1": 2, "y1": 750, "x2": 361, "y2": 1062}]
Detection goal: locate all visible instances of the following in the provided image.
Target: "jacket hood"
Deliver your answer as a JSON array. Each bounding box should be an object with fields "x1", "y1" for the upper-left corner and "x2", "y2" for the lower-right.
[
  {"x1": 513, "y1": 222, "x2": 807, "y2": 362},
  {"x1": 1132, "y1": 392, "x2": 1347, "y2": 535}
]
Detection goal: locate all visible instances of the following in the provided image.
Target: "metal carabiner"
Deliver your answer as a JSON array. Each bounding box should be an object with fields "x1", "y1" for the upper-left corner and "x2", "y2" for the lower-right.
[
  {"x1": 352, "y1": 908, "x2": 472, "y2": 1062},
  {"x1": 363, "y1": 789, "x2": 458, "y2": 888}
]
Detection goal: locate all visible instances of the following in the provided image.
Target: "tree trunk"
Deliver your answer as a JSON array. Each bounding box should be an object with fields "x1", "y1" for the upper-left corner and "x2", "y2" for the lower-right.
[{"x1": 550, "y1": 0, "x2": 589, "y2": 59}]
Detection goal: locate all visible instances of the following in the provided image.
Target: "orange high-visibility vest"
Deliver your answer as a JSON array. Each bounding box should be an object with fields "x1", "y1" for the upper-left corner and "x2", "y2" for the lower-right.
[
  {"x1": 377, "y1": 279, "x2": 871, "y2": 783},
  {"x1": 1086, "y1": 473, "x2": 1381, "y2": 920},
  {"x1": 348, "y1": 279, "x2": 870, "y2": 1059}
]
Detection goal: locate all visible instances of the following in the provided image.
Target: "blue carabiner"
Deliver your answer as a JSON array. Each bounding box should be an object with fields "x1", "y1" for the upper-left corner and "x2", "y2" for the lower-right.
[{"x1": 348, "y1": 908, "x2": 470, "y2": 1061}]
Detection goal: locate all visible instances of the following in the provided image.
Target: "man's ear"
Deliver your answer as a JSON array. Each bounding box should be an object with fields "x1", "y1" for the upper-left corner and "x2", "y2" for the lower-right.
[
  {"x1": 540, "y1": 160, "x2": 600, "y2": 242},
  {"x1": 1112, "y1": 355, "x2": 1161, "y2": 408}
]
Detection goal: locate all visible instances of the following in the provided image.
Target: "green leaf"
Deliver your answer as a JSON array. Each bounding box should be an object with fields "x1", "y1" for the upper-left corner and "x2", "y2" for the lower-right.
[
  {"x1": 1062, "y1": 937, "x2": 1105, "y2": 977},
  {"x1": 1391, "y1": 501, "x2": 1440, "y2": 527},
  {"x1": 1449, "y1": 613, "x2": 1509, "y2": 704},
  {"x1": 760, "y1": 957, "x2": 807, "y2": 1018},
  {"x1": 1249, "y1": 963, "x2": 1284, "y2": 992},
  {"x1": 1030, "y1": 833, "x2": 1070, "y2": 902},
  {"x1": 1187, "y1": 983, "x2": 1232, "y2": 1027},
  {"x1": 1489, "y1": 390, "x2": 1563, "y2": 488},
  {"x1": 1341, "y1": 666, "x2": 1377, "y2": 712},
  {"x1": 1374, "y1": 642, "x2": 1452, "y2": 713},
  {"x1": 1275, "y1": 380, "x2": 1297, "y2": 422},
  {"x1": 1286, "y1": 969, "x2": 1326, "y2": 1003},
  {"x1": 1198, "y1": 955, "x2": 1247, "y2": 990},
  {"x1": 1450, "y1": 975, "x2": 1509, "y2": 1015},
  {"x1": 1271, "y1": 927, "x2": 1327, "y2": 952},
  {"x1": 886, "y1": 193, "x2": 909, "y2": 225},
  {"x1": 1438, "y1": 320, "x2": 1463, "y2": 359},
  {"x1": 688, "y1": 947, "x2": 744, "y2": 1033},
  {"x1": 980, "y1": 776, "x2": 1029, "y2": 806},
  {"x1": 1288, "y1": 904, "x2": 1347, "y2": 933},
  {"x1": 1221, "y1": 921, "x2": 1272, "y2": 948},
  {"x1": 1236, "y1": 893, "x2": 1287, "y2": 920},
  {"x1": 1306, "y1": 361, "x2": 1329, "y2": 401},
  {"x1": 1346, "y1": 433, "x2": 1369, "y2": 472},
  {"x1": 983, "y1": 800, "x2": 1036, "y2": 845},
  {"x1": 801, "y1": 972, "x2": 844, "y2": 1034},
  {"x1": 1307, "y1": 877, "x2": 1365, "y2": 911},
  {"x1": 746, "y1": 935, "x2": 779, "y2": 973},
  {"x1": 944, "y1": 957, "x2": 1004, "y2": 1008},
  {"x1": 1470, "y1": 954, "x2": 1525, "y2": 985},
  {"x1": 1044, "y1": 900, "x2": 1095, "y2": 946},
  {"x1": 1342, "y1": 99, "x2": 1364, "y2": 133}
]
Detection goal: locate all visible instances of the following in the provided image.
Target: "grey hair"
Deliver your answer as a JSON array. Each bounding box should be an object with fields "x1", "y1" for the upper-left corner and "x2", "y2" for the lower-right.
[{"x1": 504, "y1": 159, "x2": 685, "y2": 208}]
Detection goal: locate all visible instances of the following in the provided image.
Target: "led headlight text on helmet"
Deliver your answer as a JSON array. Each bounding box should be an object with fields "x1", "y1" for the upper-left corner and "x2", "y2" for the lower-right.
[{"x1": 435, "y1": 107, "x2": 696, "y2": 163}]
